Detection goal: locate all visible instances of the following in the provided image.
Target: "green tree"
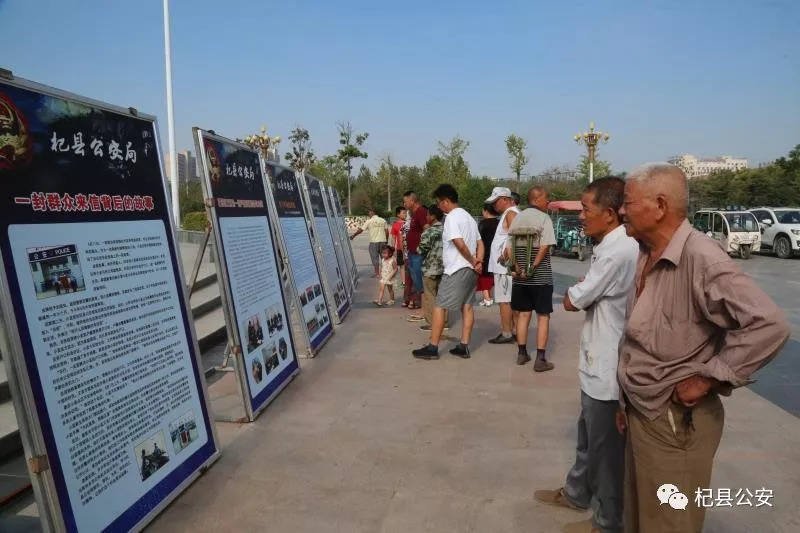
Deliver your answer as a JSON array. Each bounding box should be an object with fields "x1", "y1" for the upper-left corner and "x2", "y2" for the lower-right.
[
  {"x1": 505, "y1": 134, "x2": 530, "y2": 192},
  {"x1": 178, "y1": 181, "x2": 205, "y2": 220},
  {"x1": 436, "y1": 136, "x2": 471, "y2": 184},
  {"x1": 308, "y1": 155, "x2": 349, "y2": 198},
  {"x1": 336, "y1": 121, "x2": 369, "y2": 215},
  {"x1": 577, "y1": 155, "x2": 611, "y2": 182},
  {"x1": 284, "y1": 127, "x2": 316, "y2": 172}
]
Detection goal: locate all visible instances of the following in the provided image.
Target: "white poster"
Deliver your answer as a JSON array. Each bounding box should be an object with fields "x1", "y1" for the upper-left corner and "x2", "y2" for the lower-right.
[
  {"x1": 278, "y1": 217, "x2": 332, "y2": 348},
  {"x1": 8, "y1": 220, "x2": 209, "y2": 533},
  {"x1": 218, "y1": 216, "x2": 297, "y2": 397}
]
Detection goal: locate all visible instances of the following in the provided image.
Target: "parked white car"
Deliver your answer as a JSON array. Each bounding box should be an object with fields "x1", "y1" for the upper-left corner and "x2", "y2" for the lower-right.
[{"x1": 748, "y1": 207, "x2": 800, "y2": 259}]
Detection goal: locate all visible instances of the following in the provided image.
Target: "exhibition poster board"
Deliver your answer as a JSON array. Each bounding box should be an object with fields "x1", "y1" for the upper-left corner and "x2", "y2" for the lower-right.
[
  {"x1": 300, "y1": 174, "x2": 350, "y2": 322},
  {"x1": 0, "y1": 76, "x2": 219, "y2": 533},
  {"x1": 331, "y1": 189, "x2": 358, "y2": 284},
  {"x1": 263, "y1": 163, "x2": 333, "y2": 354},
  {"x1": 194, "y1": 129, "x2": 300, "y2": 420},
  {"x1": 327, "y1": 187, "x2": 356, "y2": 290},
  {"x1": 318, "y1": 183, "x2": 353, "y2": 297}
]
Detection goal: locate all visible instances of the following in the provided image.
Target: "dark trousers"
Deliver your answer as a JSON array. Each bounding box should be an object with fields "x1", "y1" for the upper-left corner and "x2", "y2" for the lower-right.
[{"x1": 564, "y1": 391, "x2": 625, "y2": 533}]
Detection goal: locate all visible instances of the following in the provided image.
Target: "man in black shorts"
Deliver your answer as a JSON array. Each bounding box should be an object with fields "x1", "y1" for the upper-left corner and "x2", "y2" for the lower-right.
[{"x1": 505, "y1": 186, "x2": 556, "y2": 372}]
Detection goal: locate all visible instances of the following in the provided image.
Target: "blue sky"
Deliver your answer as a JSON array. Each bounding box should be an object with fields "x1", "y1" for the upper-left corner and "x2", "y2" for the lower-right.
[{"x1": 1, "y1": 0, "x2": 798, "y2": 177}]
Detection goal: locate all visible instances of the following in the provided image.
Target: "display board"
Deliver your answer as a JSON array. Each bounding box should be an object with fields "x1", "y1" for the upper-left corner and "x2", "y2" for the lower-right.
[
  {"x1": 301, "y1": 174, "x2": 350, "y2": 322},
  {"x1": 0, "y1": 76, "x2": 219, "y2": 533},
  {"x1": 319, "y1": 183, "x2": 353, "y2": 297},
  {"x1": 327, "y1": 187, "x2": 357, "y2": 289},
  {"x1": 263, "y1": 163, "x2": 333, "y2": 354},
  {"x1": 194, "y1": 129, "x2": 300, "y2": 420}
]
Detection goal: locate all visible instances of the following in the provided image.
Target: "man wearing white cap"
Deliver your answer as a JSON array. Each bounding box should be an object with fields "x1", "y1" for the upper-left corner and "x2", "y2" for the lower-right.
[{"x1": 485, "y1": 187, "x2": 519, "y2": 346}]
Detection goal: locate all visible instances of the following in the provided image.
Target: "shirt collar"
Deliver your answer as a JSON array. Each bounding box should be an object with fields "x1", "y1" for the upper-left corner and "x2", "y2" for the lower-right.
[
  {"x1": 660, "y1": 219, "x2": 693, "y2": 266},
  {"x1": 594, "y1": 224, "x2": 627, "y2": 253}
]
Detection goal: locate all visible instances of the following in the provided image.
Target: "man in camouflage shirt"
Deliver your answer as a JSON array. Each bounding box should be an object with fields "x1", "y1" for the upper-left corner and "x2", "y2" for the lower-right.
[{"x1": 417, "y1": 204, "x2": 449, "y2": 330}]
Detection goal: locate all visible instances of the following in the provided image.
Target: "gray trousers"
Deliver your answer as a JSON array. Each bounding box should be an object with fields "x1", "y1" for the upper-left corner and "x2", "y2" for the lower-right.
[
  {"x1": 368, "y1": 241, "x2": 384, "y2": 271},
  {"x1": 564, "y1": 391, "x2": 625, "y2": 533}
]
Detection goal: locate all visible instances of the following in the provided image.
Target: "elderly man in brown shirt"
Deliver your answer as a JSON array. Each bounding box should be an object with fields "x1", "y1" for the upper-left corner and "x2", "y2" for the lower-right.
[{"x1": 616, "y1": 163, "x2": 789, "y2": 533}]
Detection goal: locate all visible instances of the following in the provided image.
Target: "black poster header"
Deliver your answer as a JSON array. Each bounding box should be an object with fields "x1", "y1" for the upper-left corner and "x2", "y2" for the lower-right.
[
  {"x1": 267, "y1": 165, "x2": 305, "y2": 218},
  {"x1": 198, "y1": 135, "x2": 266, "y2": 217},
  {"x1": 305, "y1": 176, "x2": 327, "y2": 218}
]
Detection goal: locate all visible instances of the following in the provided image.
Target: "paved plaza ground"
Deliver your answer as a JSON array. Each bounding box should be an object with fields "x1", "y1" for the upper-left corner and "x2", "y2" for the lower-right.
[{"x1": 147, "y1": 240, "x2": 800, "y2": 533}]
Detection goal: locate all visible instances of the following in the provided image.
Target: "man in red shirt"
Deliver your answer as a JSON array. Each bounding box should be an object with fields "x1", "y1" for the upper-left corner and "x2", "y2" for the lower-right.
[
  {"x1": 390, "y1": 206, "x2": 407, "y2": 287},
  {"x1": 404, "y1": 190, "x2": 428, "y2": 317}
]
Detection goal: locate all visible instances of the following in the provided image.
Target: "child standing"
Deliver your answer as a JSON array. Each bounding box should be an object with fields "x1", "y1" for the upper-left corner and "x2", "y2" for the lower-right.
[{"x1": 375, "y1": 245, "x2": 398, "y2": 306}]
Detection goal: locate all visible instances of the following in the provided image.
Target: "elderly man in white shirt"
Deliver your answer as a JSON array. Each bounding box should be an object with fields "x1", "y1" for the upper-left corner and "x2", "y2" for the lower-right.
[{"x1": 534, "y1": 177, "x2": 638, "y2": 533}]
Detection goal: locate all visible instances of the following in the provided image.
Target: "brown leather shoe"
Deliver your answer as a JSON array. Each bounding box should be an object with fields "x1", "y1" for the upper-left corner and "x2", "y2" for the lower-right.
[
  {"x1": 534, "y1": 359, "x2": 555, "y2": 372},
  {"x1": 533, "y1": 488, "x2": 586, "y2": 512}
]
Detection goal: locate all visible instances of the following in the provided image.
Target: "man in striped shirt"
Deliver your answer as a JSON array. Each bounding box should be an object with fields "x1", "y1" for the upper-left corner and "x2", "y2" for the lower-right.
[{"x1": 506, "y1": 186, "x2": 557, "y2": 372}]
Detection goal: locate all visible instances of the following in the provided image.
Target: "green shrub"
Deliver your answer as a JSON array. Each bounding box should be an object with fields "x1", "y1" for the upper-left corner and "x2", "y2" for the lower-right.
[{"x1": 182, "y1": 211, "x2": 208, "y2": 231}]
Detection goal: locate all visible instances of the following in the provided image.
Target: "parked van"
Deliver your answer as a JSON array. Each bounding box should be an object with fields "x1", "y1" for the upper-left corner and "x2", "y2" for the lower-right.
[{"x1": 692, "y1": 209, "x2": 761, "y2": 259}]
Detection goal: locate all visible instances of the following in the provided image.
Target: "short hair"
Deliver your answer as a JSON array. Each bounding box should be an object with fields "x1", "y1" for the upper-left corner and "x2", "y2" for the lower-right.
[
  {"x1": 432, "y1": 183, "x2": 458, "y2": 203},
  {"x1": 510, "y1": 192, "x2": 521, "y2": 205},
  {"x1": 626, "y1": 163, "x2": 688, "y2": 217},
  {"x1": 394, "y1": 205, "x2": 405, "y2": 215},
  {"x1": 367, "y1": 207, "x2": 376, "y2": 214},
  {"x1": 483, "y1": 202, "x2": 497, "y2": 216},
  {"x1": 381, "y1": 244, "x2": 395, "y2": 254},
  {"x1": 403, "y1": 190, "x2": 417, "y2": 202},
  {"x1": 528, "y1": 185, "x2": 549, "y2": 203},
  {"x1": 584, "y1": 177, "x2": 625, "y2": 221},
  {"x1": 428, "y1": 204, "x2": 444, "y2": 221}
]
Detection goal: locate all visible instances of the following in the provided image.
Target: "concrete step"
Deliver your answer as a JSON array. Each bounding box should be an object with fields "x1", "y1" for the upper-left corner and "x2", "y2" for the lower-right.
[
  {"x1": 195, "y1": 306, "x2": 228, "y2": 353},
  {"x1": 189, "y1": 279, "x2": 221, "y2": 320},
  {"x1": 0, "y1": 454, "x2": 31, "y2": 507},
  {"x1": 0, "y1": 365, "x2": 8, "y2": 403},
  {"x1": 0, "y1": 402, "x2": 20, "y2": 462},
  {"x1": 188, "y1": 265, "x2": 217, "y2": 293}
]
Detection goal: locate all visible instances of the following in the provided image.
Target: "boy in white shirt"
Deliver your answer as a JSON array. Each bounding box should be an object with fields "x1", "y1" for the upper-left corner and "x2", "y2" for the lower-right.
[{"x1": 412, "y1": 184, "x2": 483, "y2": 360}]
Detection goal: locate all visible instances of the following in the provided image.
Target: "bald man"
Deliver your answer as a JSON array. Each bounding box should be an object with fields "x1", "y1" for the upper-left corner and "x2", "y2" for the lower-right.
[
  {"x1": 616, "y1": 163, "x2": 789, "y2": 533},
  {"x1": 505, "y1": 186, "x2": 557, "y2": 372}
]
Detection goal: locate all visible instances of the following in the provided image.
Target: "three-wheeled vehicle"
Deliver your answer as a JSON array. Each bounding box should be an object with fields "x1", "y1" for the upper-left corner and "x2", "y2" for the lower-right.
[
  {"x1": 692, "y1": 209, "x2": 761, "y2": 259},
  {"x1": 547, "y1": 200, "x2": 589, "y2": 261}
]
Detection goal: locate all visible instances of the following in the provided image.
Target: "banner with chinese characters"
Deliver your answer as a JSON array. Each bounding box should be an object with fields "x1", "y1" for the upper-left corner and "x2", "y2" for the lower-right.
[
  {"x1": 264, "y1": 164, "x2": 334, "y2": 353},
  {"x1": 331, "y1": 188, "x2": 358, "y2": 283},
  {"x1": 0, "y1": 78, "x2": 219, "y2": 533},
  {"x1": 303, "y1": 175, "x2": 350, "y2": 320},
  {"x1": 194, "y1": 129, "x2": 300, "y2": 418}
]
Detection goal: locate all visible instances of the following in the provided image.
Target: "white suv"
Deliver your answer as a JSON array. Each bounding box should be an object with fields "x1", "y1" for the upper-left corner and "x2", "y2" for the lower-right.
[{"x1": 748, "y1": 207, "x2": 800, "y2": 258}]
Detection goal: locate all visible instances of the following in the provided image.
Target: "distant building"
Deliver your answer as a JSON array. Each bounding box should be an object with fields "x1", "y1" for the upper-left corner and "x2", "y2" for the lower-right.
[
  {"x1": 165, "y1": 150, "x2": 199, "y2": 184},
  {"x1": 668, "y1": 154, "x2": 748, "y2": 179}
]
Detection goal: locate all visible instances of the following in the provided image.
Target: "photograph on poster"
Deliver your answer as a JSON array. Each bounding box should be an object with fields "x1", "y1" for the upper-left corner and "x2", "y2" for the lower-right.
[
  {"x1": 299, "y1": 291, "x2": 308, "y2": 307},
  {"x1": 135, "y1": 431, "x2": 170, "y2": 482},
  {"x1": 244, "y1": 314, "x2": 264, "y2": 353},
  {"x1": 265, "y1": 343, "x2": 280, "y2": 373},
  {"x1": 169, "y1": 412, "x2": 199, "y2": 455},
  {"x1": 266, "y1": 306, "x2": 283, "y2": 337},
  {"x1": 26, "y1": 244, "x2": 86, "y2": 300},
  {"x1": 279, "y1": 337, "x2": 288, "y2": 360},
  {"x1": 314, "y1": 283, "x2": 322, "y2": 297},
  {"x1": 251, "y1": 356, "x2": 264, "y2": 383},
  {"x1": 305, "y1": 304, "x2": 320, "y2": 335}
]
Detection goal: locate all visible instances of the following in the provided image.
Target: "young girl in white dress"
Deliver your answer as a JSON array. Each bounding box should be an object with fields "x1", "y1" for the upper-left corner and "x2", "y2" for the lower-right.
[{"x1": 375, "y1": 245, "x2": 398, "y2": 306}]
